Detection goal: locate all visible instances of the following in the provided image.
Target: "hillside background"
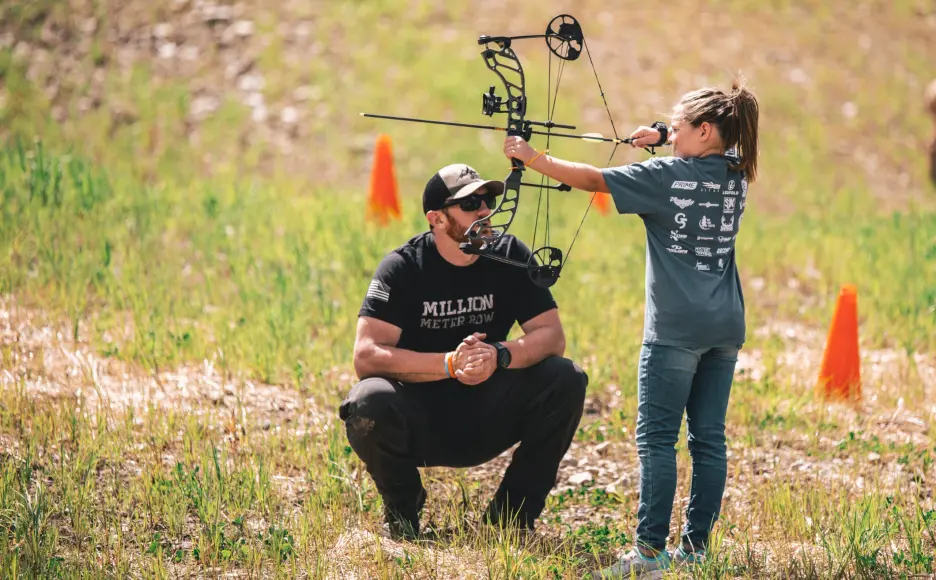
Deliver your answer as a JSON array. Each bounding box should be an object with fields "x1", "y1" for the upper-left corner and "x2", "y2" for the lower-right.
[{"x1": 2, "y1": 0, "x2": 935, "y2": 206}]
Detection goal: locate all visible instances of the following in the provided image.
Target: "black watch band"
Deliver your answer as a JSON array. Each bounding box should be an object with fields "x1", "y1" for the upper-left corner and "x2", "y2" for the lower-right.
[{"x1": 493, "y1": 342, "x2": 512, "y2": 369}]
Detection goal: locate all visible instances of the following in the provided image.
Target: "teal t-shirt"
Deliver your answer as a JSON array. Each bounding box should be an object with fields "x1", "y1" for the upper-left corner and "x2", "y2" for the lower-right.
[{"x1": 601, "y1": 155, "x2": 747, "y2": 347}]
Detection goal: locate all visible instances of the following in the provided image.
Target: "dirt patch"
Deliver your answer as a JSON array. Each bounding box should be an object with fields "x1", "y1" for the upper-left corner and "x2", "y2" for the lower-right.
[
  {"x1": 326, "y1": 527, "x2": 489, "y2": 580},
  {"x1": 0, "y1": 296, "x2": 330, "y2": 432}
]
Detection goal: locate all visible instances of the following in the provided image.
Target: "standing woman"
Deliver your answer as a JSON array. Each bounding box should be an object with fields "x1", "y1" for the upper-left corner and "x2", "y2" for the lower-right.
[{"x1": 504, "y1": 80, "x2": 759, "y2": 579}]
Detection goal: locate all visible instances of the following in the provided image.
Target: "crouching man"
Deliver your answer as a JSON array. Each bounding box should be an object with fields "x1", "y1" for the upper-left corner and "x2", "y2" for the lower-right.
[{"x1": 339, "y1": 163, "x2": 588, "y2": 539}]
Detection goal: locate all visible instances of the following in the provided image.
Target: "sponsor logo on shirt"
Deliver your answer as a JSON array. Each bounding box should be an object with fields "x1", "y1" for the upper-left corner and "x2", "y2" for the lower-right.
[
  {"x1": 740, "y1": 198, "x2": 746, "y2": 212},
  {"x1": 718, "y1": 258, "x2": 725, "y2": 270},
  {"x1": 667, "y1": 245, "x2": 688, "y2": 254},
  {"x1": 671, "y1": 181, "x2": 698, "y2": 190},
  {"x1": 723, "y1": 197, "x2": 736, "y2": 214},
  {"x1": 366, "y1": 279, "x2": 391, "y2": 303},
  {"x1": 721, "y1": 215, "x2": 735, "y2": 232},
  {"x1": 728, "y1": 180, "x2": 735, "y2": 191},
  {"x1": 695, "y1": 247, "x2": 712, "y2": 257},
  {"x1": 699, "y1": 201, "x2": 719, "y2": 208},
  {"x1": 716, "y1": 247, "x2": 731, "y2": 255},
  {"x1": 741, "y1": 178, "x2": 748, "y2": 197},
  {"x1": 675, "y1": 213, "x2": 687, "y2": 229},
  {"x1": 670, "y1": 197, "x2": 695, "y2": 209},
  {"x1": 696, "y1": 261, "x2": 711, "y2": 271},
  {"x1": 718, "y1": 235, "x2": 735, "y2": 243},
  {"x1": 702, "y1": 181, "x2": 721, "y2": 191},
  {"x1": 697, "y1": 236, "x2": 714, "y2": 241},
  {"x1": 670, "y1": 230, "x2": 687, "y2": 241},
  {"x1": 699, "y1": 216, "x2": 716, "y2": 230}
]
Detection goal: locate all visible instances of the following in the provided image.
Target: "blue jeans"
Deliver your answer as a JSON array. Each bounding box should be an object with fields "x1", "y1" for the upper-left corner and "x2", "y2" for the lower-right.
[{"x1": 635, "y1": 343, "x2": 740, "y2": 552}]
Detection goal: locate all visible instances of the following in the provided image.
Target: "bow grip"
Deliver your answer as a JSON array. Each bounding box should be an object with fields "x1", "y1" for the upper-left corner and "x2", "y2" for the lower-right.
[{"x1": 505, "y1": 120, "x2": 529, "y2": 173}]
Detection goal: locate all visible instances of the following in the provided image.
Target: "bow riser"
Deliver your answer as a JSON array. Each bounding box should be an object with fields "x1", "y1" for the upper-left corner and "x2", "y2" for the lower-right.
[{"x1": 465, "y1": 41, "x2": 525, "y2": 251}]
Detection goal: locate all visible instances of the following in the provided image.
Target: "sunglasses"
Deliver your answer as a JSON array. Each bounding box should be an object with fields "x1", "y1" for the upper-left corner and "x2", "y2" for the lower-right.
[{"x1": 443, "y1": 191, "x2": 498, "y2": 212}]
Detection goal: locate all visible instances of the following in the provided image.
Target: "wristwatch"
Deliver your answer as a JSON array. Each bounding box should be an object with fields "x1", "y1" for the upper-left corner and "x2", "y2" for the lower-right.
[{"x1": 493, "y1": 342, "x2": 512, "y2": 369}]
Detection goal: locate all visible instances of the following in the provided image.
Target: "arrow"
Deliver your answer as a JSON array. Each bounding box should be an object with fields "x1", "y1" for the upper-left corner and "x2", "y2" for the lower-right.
[{"x1": 360, "y1": 113, "x2": 631, "y2": 144}]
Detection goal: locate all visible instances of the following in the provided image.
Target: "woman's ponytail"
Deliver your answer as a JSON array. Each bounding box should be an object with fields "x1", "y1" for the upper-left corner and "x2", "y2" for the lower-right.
[
  {"x1": 674, "y1": 76, "x2": 761, "y2": 182},
  {"x1": 729, "y1": 78, "x2": 760, "y2": 183}
]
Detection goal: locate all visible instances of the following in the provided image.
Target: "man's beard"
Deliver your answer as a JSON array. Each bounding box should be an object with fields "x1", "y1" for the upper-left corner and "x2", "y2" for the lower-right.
[{"x1": 443, "y1": 216, "x2": 492, "y2": 248}]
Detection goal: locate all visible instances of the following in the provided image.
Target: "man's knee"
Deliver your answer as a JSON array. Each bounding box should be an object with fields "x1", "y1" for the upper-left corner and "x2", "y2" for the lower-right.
[
  {"x1": 537, "y1": 356, "x2": 588, "y2": 402},
  {"x1": 338, "y1": 377, "x2": 402, "y2": 438}
]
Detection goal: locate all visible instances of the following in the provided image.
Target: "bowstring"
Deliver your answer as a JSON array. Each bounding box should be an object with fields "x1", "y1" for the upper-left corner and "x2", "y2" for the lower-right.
[
  {"x1": 539, "y1": 48, "x2": 566, "y2": 259},
  {"x1": 531, "y1": 47, "x2": 549, "y2": 256},
  {"x1": 563, "y1": 35, "x2": 619, "y2": 268},
  {"x1": 533, "y1": 46, "x2": 564, "y2": 258}
]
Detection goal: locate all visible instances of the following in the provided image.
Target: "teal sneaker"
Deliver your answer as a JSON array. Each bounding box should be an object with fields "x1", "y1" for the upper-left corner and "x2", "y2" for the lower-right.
[
  {"x1": 670, "y1": 545, "x2": 705, "y2": 567},
  {"x1": 588, "y1": 547, "x2": 671, "y2": 579}
]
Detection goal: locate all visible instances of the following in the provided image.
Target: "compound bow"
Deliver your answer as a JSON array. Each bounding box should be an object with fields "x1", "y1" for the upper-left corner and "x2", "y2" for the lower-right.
[{"x1": 362, "y1": 14, "x2": 658, "y2": 288}]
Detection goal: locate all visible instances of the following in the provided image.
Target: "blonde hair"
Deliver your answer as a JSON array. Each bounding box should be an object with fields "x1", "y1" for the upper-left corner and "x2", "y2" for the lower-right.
[{"x1": 674, "y1": 76, "x2": 760, "y2": 183}]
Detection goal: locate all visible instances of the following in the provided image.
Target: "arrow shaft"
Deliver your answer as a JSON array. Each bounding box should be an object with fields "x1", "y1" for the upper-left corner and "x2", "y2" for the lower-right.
[
  {"x1": 362, "y1": 112, "x2": 631, "y2": 144},
  {"x1": 361, "y1": 113, "x2": 505, "y2": 132},
  {"x1": 529, "y1": 129, "x2": 632, "y2": 144}
]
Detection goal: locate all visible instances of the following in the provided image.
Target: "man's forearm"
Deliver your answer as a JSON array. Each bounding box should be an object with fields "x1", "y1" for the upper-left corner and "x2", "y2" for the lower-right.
[
  {"x1": 355, "y1": 344, "x2": 450, "y2": 383},
  {"x1": 527, "y1": 155, "x2": 610, "y2": 193},
  {"x1": 502, "y1": 326, "x2": 566, "y2": 369}
]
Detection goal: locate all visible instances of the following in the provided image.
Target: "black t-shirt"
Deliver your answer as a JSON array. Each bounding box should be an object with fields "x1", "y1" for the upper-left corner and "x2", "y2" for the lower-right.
[{"x1": 358, "y1": 232, "x2": 558, "y2": 353}]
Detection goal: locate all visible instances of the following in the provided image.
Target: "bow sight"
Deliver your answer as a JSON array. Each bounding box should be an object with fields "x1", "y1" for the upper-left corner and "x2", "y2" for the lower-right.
[{"x1": 481, "y1": 86, "x2": 578, "y2": 142}]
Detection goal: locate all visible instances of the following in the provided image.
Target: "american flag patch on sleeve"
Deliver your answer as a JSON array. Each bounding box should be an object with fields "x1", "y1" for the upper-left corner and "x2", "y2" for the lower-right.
[{"x1": 366, "y1": 279, "x2": 391, "y2": 302}]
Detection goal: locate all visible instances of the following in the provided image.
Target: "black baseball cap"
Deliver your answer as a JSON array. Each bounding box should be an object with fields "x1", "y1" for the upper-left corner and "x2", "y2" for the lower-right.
[{"x1": 422, "y1": 163, "x2": 505, "y2": 214}]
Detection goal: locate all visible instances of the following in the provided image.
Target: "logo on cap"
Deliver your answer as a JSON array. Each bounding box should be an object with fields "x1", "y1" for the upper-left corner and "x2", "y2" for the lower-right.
[
  {"x1": 439, "y1": 164, "x2": 482, "y2": 192},
  {"x1": 458, "y1": 166, "x2": 479, "y2": 180}
]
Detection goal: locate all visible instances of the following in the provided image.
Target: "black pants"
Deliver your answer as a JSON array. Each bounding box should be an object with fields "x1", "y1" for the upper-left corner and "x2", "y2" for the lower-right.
[{"x1": 338, "y1": 356, "x2": 588, "y2": 532}]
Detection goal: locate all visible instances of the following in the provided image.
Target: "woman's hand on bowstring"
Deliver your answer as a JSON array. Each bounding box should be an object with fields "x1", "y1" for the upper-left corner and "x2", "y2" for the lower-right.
[{"x1": 627, "y1": 126, "x2": 664, "y2": 149}]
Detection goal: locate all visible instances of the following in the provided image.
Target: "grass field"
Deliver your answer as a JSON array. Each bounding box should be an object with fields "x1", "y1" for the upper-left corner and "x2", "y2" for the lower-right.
[{"x1": 0, "y1": 0, "x2": 935, "y2": 577}]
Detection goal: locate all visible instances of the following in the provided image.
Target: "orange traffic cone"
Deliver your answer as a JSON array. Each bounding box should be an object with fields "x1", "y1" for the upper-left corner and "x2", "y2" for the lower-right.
[
  {"x1": 367, "y1": 134, "x2": 401, "y2": 225},
  {"x1": 593, "y1": 192, "x2": 611, "y2": 215},
  {"x1": 817, "y1": 284, "x2": 861, "y2": 401}
]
